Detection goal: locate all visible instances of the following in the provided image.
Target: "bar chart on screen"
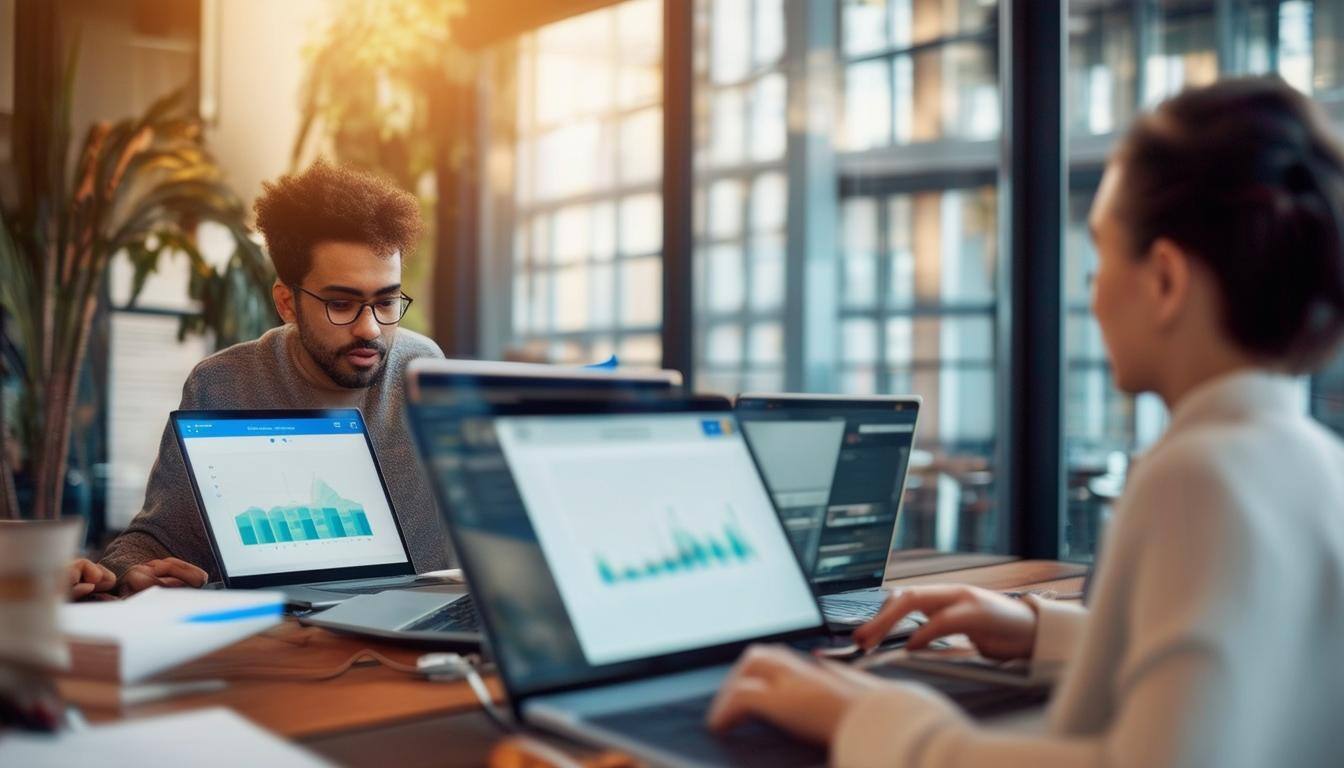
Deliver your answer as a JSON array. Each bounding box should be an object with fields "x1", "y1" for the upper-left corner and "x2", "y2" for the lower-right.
[
  {"x1": 595, "y1": 507, "x2": 754, "y2": 585},
  {"x1": 177, "y1": 425, "x2": 409, "y2": 577},
  {"x1": 234, "y1": 478, "x2": 373, "y2": 546}
]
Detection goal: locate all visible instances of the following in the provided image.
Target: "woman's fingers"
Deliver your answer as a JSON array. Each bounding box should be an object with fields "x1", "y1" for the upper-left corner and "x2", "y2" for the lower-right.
[
  {"x1": 902, "y1": 601, "x2": 984, "y2": 651},
  {"x1": 853, "y1": 586, "x2": 971, "y2": 649},
  {"x1": 706, "y1": 675, "x2": 771, "y2": 733}
]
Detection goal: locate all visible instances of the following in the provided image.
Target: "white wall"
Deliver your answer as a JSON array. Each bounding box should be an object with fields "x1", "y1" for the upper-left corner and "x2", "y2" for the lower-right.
[{"x1": 205, "y1": 0, "x2": 329, "y2": 210}]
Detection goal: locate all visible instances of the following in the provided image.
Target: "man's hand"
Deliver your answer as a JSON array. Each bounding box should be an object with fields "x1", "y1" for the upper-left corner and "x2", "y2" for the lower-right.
[
  {"x1": 68, "y1": 558, "x2": 117, "y2": 600},
  {"x1": 707, "y1": 645, "x2": 875, "y2": 746},
  {"x1": 853, "y1": 584, "x2": 1038, "y2": 660},
  {"x1": 118, "y1": 558, "x2": 209, "y2": 596}
]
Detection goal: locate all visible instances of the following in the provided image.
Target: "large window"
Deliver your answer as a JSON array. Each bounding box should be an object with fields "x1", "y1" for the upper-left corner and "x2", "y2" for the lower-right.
[
  {"x1": 688, "y1": 0, "x2": 1006, "y2": 554},
  {"x1": 1063, "y1": 0, "x2": 1344, "y2": 561},
  {"x1": 474, "y1": 0, "x2": 1344, "y2": 562},
  {"x1": 693, "y1": 0, "x2": 789, "y2": 394},
  {"x1": 481, "y1": 0, "x2": 664, "y2": 367}
]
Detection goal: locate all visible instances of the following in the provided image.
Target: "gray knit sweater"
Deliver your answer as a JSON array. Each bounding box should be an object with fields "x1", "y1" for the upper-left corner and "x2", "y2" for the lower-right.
[{"x1": 99, "y1": 324, "x2": 451, "y2": 580}]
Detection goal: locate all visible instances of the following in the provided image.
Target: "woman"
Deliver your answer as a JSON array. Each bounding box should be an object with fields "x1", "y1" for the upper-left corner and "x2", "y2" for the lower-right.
[{"x1": 708, "y1": 77, "x2": 1344, "y2": 767}]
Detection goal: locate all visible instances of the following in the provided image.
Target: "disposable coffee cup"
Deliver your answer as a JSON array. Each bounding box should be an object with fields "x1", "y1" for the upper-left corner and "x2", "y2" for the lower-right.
[{"x1": 0, "y1": 519, "x2": 83, "y2": 670}]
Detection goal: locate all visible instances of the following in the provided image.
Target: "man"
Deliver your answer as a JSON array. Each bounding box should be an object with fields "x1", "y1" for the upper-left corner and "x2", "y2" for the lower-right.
[{"x1": 86, "y1": 161, "x2": 449, "y2": 596}]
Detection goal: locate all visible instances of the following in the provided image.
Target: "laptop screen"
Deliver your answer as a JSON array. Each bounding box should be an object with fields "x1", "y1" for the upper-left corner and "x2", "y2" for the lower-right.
[
  {"x1": 415, "y1": 402, "x2": 824, "y2": 697},
  {"x1": 736, "y1": 396, "x2": 920, "y2": 593},
  {"x1": 175, "y1": 412, "x2": 411, "y2": 579}
]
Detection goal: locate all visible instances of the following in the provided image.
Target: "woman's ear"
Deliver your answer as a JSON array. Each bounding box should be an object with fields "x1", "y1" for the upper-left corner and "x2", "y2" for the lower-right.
[
  {"x1": 273, "y1": 280, "x2": 298, "y2": 324},
  {"x1": 1145, "y1": 237, "x2": 1192, "y2": 329}
]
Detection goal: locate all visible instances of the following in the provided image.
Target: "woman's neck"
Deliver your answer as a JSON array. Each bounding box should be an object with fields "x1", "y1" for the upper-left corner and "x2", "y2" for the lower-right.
[{"x1": 1155, "y1": 347, "x2": 1265, "y2": 412}]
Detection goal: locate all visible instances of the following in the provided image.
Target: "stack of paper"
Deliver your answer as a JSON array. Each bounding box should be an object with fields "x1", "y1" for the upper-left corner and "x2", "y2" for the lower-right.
[
  {"x1": 58, "y1": 587, "x2": 284, "y2": 706},
  {"x1": 0, "y1": 708, "x2": 333, "y2": 767}
]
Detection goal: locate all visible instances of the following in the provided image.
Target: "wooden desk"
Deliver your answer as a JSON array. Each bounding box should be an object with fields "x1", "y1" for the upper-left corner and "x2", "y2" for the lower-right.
[{"x1": 66, "y1": 557, "x2": 1087, "y2": 767}]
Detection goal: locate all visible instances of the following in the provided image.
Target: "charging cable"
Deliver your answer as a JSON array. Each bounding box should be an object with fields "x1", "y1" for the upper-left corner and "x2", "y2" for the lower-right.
[{"x1": 416, "y1": 652, "x2": 515, "y2": 732}]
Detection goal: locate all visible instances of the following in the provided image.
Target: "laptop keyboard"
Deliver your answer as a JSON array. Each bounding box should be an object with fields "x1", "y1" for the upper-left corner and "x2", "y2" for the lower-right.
[
  {"x1": 590, "y1": 693, "x2": 826, "y2": 768},
  {"x1": 818, "y1": 596, "x2": 926, "y2": 636},
  {"x1": 402, "y1": 596, "x2": 481, "y2": 633},
  {"x1": 818, "y1": 595, "x2": 883, "y2": 622}
]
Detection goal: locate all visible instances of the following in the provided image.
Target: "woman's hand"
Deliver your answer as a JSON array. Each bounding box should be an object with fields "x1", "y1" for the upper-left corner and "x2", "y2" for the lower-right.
[
  {"x1": 853, "y1": 585, "x2": 1038, "y2": 660},
  {"x1": 118, "y1": 558, "x2": 209, "y2": 596},
  {"x1": 707, "y1": 645, "x2": 875, "y2": 747},
  {"x1": 68, "y1": 558, "x2": 117, "y2": 600}
]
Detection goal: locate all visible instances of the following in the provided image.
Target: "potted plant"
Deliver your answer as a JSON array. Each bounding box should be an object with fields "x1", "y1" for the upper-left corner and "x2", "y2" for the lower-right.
[{"x1": 0, "y1": 43, "x2": 275, "y2": 521}]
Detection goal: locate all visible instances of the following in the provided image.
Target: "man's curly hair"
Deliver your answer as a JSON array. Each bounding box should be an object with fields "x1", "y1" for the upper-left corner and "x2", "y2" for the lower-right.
[{"x1": 254, "y1": 160, "x2": 422, "y2": 285}]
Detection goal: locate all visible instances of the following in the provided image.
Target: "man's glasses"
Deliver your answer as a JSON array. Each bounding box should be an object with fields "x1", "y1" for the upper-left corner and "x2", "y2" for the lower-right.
[{"x1": 291, "y1": 285, "x2": 413, "y2": 326}]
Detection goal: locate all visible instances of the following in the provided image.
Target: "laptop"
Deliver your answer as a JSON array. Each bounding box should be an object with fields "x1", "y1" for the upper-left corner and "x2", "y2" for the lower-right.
[
  {"x1": 299, "y1": 359, "x2": 685, "y2": 642},
  {"x1": 171, "y1": 408, "x2": 465, "y2": 617},
  {"x1": 415, "y1": 396, "x2": 833, "y2": 767},
  {"x1": 735, "y1": 394, "x2": 922, "y2": 631}
]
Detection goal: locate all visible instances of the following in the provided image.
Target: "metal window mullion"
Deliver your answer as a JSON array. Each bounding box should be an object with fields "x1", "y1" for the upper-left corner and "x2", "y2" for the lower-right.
[
  {"x1": 788, "y1": 0, "x2": 839, "y2": 394},
  {"x1": 662, "y1": 0, "x2": 695, "y2": 384},
  {"x1": 1000, "y1": 0, "x2": 1067, "y2": 559},
  {"x1": 875, "y1": 192, "x2": 894, "y2": 394}
]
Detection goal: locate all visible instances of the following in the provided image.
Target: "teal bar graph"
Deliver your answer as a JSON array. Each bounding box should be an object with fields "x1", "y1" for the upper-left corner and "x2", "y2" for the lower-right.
[
  {"x1": 596, "y1": 510, "x2": 754, "y2": 585},
  {"x1": 234, "y1": 479, "x2": 373, "y2": 546}
]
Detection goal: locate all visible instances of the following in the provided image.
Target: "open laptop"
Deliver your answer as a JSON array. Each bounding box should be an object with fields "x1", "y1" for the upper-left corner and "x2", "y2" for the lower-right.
[
  {"x1": 171, "y1": 409, "x2": 466, "y2": 619},
  {"x1": 298, "y1": 360, "x2": 685, "y2": 642},
  {"x1": 735, "y1": 394, "x2": 922, "y2": 630},
  {"x1": 415, "y1": 396, "x2": 833, "y2": 767}
]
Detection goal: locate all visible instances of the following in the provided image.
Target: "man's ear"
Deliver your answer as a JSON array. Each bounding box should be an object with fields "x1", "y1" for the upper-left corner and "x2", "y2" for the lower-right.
[
  {"x1": 1146, "y1": 237, "x2": 1191, "y2": 329},
  {"x1": 273, "y1": 280, "x2": 298, "y2": 324}
]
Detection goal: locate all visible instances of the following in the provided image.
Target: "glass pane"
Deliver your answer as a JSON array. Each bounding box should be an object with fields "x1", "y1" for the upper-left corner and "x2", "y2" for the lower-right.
[
  {"x1": 711, "y1": 0, "x2": 752, "y2": 84},
  {"x1": 1061, "y1": 0, "x2": 1301, "y2": 562},
  {"x1": 694, "y1": 0, "x2": 1005, "y2": 557},
  {"x1": 709, "y1": 86, "x2": 747, "y2": 165},
  {"x1": 748, "y1": 322, "x2": 784, "y2": 365},
  {"x1": 552, "y1": 205, "x2": 591, "y2": 265},
  {"x1": 750, "y1": 73, "x2": 787, "y2": 161},
  {"x1": 620, "y1": 256, "x2": 663, "y2": 326},
  {"x1": 749, "y1": 234, "x2": 786, "y2": 310},
  {"x1": 617, "y1": 0, "x2": 662, "y2": 106},
  {"x1": 555, "y1": 266, "x2": 591, "y2": 331},
  {"x1": 842, "y1": 318, "x2": 879, "y2": 364},
  {"x1": 844, "y1": 0, "x2": 890, "y2": 57},
  {"x1": 754, "y1": 0, "x2": 786, "y2": 67},
  {"x1": 485, "y1": 1, "x2": 663, "y2": 367},
  {"x1": 706, "y1": 323, "x2": 744, "y2": 365},
  {"x1": 707, "y1": 179, "x2": 744, "y2": 239},
  {"x1": 844, "y1": 59, "x2": 893, "y2": 150},
  {"x1": 619, "y1": 333, "x2": 662, "y2": 365},
  {"x1": 706, "y1": 244, "x2": 746, "y2": 313},
  {"x1": 750, "y1": 172, "x2": 788, "y2": 232},
  {"x1": 1068, "y1": 1, "x2": 1138, "y2": 136},
  {"x1": 620, "y1": 107, "x2": 663, "y2": 184},
  {"x1": 620, "y1": 193, "x2": 663, "y2": 255}
]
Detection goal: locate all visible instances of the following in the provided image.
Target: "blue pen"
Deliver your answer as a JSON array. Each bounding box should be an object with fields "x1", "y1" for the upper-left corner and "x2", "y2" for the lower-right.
[{"x1": 184, "y1": 603, "x2": 284, "y2": 623}]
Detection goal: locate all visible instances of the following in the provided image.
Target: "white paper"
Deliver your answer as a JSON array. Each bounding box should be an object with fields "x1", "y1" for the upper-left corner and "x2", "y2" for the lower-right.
[
  {"x1": 0, "y1": 708, "x2": 333, "y2": 767},
  {"x1": 60, "y1": 587, "x2": 284, "y2": 682}
]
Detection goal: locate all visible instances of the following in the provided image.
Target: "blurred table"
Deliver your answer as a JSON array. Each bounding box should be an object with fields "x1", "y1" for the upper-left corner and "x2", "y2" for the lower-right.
[{"x1": 65, "y1": 555, "x2": 1087, "y2": 768}]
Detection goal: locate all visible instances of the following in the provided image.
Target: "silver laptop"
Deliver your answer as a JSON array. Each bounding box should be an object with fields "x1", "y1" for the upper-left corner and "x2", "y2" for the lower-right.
[
  {"x1": 735, "y1": 394, "x2": 922, "y2": 631},
  {"x1": 172, "y1": 409, "x2": 458, "y2": 612},
  {"x1": 421, "y1": 396, "x2": 832, "y2": 767}
]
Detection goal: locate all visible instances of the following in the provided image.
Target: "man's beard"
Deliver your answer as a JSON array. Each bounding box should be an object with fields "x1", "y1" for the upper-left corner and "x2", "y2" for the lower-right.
[{"x1": 295, "y1": 309, "x2": 389, "y2": 389}]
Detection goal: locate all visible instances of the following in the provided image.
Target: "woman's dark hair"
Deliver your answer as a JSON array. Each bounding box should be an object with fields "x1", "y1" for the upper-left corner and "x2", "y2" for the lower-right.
[
  {"x1": 1115, "y1": 76, "x2": 1344, "y2": 372},
  {"x1": 254, "y1": 159, "x2": 422, "y2": 286}
]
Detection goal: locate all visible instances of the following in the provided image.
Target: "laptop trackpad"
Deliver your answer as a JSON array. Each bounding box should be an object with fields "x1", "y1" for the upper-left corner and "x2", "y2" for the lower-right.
[{"x1": 308, "y1": 589, "x2": 468, "y2": 631}]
